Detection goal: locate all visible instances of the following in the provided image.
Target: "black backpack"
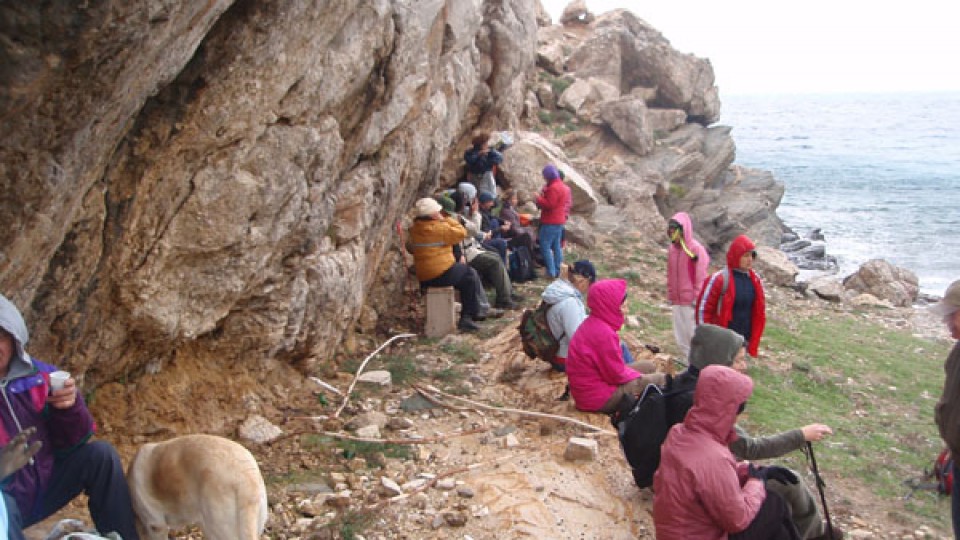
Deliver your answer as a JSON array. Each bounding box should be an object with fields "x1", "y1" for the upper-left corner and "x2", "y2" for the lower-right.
[
  {"x1": 612, "y1": 374, "x2": 695, "y2": 488},
  {"x1": 509, "y1": 246, "x2": 536, "y2": 283}
]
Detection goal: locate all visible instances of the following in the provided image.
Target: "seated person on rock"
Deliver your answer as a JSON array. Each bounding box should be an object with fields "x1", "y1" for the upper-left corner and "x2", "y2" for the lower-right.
[
  {"x1": 669, "y1": 324, "x2": 841, "y2": 540},
  {"x1": 455, "y1": 182, "x2": 522, "y2": 310},
  {"x1": 565, "y1": 279, "x2": 665, "y2": 413},
  {"x1": 476, "y1": 190, "x2": 509, "y2": 265},
  {"x1": 653, "y1": 364, "x2": 800, "y2": 540},
  {"x1": 542, "y1": 260, "x2": 597, "y2": 374},
  {"x1": 0, "y1": 294, "x2": 141, "y2": 540},
  {"x1": 407, "y1": 198, "x2": 486, "y2": 332},
  {"x1": 463, "y1": 131, "x2": 504, "y2": 196}
]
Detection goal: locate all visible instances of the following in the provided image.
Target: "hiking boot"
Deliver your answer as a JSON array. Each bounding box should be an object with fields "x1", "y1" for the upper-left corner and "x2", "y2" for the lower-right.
[
  {"x1": 510, "y1": 292, "x2": 525, "y2": 303},
  {"x1": 474, "y1": 308, "x2": 505, "y2": 321},
  {"x1": 495, "y1": 299, "x2": 519, "y2": 310},
  {"x1": 556, "y1": 384, "x2": 570, "y2": 401},
  {"x1": 809, "y1": 524, "x2": 844, "y2": 540},
  {"x1": 457, "y1": 317, "x2": 480, "y2": 332}
]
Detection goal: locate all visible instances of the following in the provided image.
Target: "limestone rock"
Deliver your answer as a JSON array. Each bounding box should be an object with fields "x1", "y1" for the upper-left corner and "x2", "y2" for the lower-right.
[
  {"x1": 563, "y1": 437, "x2": 599, "y2": 461},
  {"x1": 600, "y1": 96, "x2": 654, "y2": 156},
  {"x1": 843, "y1": 259, "x2": 920, "y2": 307},
  {"x1": 357, "y1": 370, "x2": 392, "y2": 387},
  {"x1": 238, "y1": 415, "x2": 283, "y2": 444},
  {"x1": 559, "y1": 0, "x2": 595, "y2": 26},
  {"x1": 754, "y1": 247, "x2": 798, "y2": 287},
  {"x1": 808, "y1": 277, "x2": 846, "y2": 303}
]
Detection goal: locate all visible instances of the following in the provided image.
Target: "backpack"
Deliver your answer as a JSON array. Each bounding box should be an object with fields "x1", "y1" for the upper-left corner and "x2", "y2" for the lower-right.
[
  {"x1": 518, "y1": 301, "x2": 561, "y2": 364},
  {"x1": 613, "y1": 376, "x2": 695, "y2": 488},
  {"x1": 509, "y1": 246, "x2": 536, "y2": 283},
  {"x1": 935, "y1": 448, "x2": 954, "y2": 494}
]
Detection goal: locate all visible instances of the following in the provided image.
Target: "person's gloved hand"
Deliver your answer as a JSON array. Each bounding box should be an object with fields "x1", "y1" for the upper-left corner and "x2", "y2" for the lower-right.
[{"x1": 748, "y1": 464, "x2": 798, "y2": 485}]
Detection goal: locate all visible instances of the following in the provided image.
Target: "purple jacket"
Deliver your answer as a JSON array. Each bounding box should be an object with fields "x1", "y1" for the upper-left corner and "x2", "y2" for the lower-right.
[{"x1": 1, "y1": 294, "x2": 95, "y2": 519}]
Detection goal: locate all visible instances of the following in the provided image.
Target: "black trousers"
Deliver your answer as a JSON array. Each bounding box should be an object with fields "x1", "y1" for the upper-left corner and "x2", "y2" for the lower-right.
[
  {"x1": 420, "y1": 263, "x2": 482, "y2": 319},
  {"x1": 730, "y1": 490, "x2": 801, "y2": 540}
]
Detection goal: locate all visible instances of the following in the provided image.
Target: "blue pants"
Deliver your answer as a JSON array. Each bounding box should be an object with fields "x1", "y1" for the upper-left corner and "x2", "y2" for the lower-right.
[
  {"x1": 5, "y1": 441, "x2": 140, "y2": 540},
  {"x1": 538, "y1": 224, "x2": 564, "y2": 278}
]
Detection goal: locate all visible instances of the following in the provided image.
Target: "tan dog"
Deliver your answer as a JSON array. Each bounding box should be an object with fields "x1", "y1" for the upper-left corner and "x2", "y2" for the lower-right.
[{"x1": 127, "y1": 434, "x2": 268, "y2": 540}]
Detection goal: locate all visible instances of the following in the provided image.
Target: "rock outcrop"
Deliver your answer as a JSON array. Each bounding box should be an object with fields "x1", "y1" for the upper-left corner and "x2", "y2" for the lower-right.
[{"x1": 0, "y1": 1, "x2": 786, "y2": 433}]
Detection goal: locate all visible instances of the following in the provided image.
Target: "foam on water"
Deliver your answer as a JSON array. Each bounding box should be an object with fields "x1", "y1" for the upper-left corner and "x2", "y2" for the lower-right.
[{"x1": 721, "y1": 91, "x2": 960, "y2": 296}]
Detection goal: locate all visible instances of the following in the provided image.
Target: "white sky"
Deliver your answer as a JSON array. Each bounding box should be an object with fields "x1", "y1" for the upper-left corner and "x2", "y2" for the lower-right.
[{"x1": 540, "y1": 0, "x2": 960, "y2": 95}]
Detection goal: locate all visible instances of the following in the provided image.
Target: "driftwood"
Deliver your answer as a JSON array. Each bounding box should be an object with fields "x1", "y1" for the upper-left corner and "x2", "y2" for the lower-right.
[
  {"x1": 334, "y1": 332, "x2": 416, "y2": 418},
  {"x1": 413, "y1": 383, "x2": 616, "y2": 436}
]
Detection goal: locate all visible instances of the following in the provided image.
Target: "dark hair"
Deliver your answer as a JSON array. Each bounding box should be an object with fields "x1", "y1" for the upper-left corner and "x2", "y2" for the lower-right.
[
  {"x1": 471, "y1": 132, "x2": 490, "y2": 149},
  {"x1": 570, "y1": 260, "x2": 597, "y2": 283}
]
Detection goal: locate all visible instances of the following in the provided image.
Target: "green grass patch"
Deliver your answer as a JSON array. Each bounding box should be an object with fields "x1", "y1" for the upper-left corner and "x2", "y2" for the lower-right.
[
  {"x1": 440, "y1": 342, "x2": 479, "y2": 363},
  {"x1": 742, "y1": 314, "x2": 951, "y2": 527},
  {"x1": 324, "y1": 510, "x2": 376, "y2": 540}
]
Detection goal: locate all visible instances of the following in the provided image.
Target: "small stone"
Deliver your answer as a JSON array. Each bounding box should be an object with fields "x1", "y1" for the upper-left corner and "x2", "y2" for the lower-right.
[
  {"x1": 436, "y1": 478, "x2": 457, "y2": 490},
  {"x1": 430, "y1": 514, "x2": 445, "y2": 529},
  {"x1": 457, "y1": 486, "x2": 475, "y2": 498},
  {"x1": 380, "y1": 476, "x2": 403, "y2": 496},
  {"x1": 492, "y1": 425, "x2": 516, "y2": 437},
  {"x1": 443, "y1": 512, "x2": 468, "y2": 527},
  {"x1": 357, "y1": 370, "x2": 392, "y2": 386},
  {"x1": 387, "y1": 417, "x2": 415, "y2": 430},
  {"x1": 563, "y1": 437, "x2": 599, "y2": 461},
  {"x1": 502, "y1": 433, "x2": 520, "y2": 448},
  {"x1": 355, "y1": 424, "x2": 381, "y2": 438}
]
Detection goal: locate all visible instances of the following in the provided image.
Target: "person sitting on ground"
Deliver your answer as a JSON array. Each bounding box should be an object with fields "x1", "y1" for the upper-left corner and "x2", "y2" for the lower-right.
[
  {"x1": 542, "y1": 260, "x2": 597, "y2": 374},
  {"x1": 497, "y1": 189, "x2": 537, "y2": 263},
  {"x1": 670, "y1": 324, "x2": 842, "y2": 540},
  {"x1": 654, "y1": 364, "x2": 801, "y2": 540},
  {"x1": 696, "y1": 234, "x2": 767, "y2": 358},
  {"x1": 477, "y1": 190, "x2": 509, "y2": 265},
  {"x1": 463, "y1": 131, "x2": 503, "y2": 196},
  {"x1": 407, "y1": 198, "x2": 486, "y2": 332},
  {"x1": 0, "y1": 294, "x2": 141, "y2": 539},
  {"x1": 565, "y1": 279, "x2": 666, "y2": 413},
  {"x1": 666, "y1": 212, "x2": 710, "y2": 361},
  {"x1": 456, "y1": 183, "x2": 522, "y2": 310},
  {"x1": 535, "y1": 164, "x2": 571, "y2": 279}
]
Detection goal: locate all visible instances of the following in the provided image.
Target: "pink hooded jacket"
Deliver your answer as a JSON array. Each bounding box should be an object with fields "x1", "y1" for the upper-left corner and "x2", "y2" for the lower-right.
[
  {"x1": 566, "y1": 279, "x2": 642, "y2": 412},
  {"x1": 667, "y1": 212, "x2": 711, "y2": 305},
  {"x1": 653, "y1": 365, "x2": 766, "y2": 539}
]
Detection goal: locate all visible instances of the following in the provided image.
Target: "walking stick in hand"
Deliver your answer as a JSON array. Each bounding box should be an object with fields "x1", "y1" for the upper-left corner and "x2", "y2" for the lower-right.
[{"x1": 804, "y1": 441, "x2": 835, "y2": 540}]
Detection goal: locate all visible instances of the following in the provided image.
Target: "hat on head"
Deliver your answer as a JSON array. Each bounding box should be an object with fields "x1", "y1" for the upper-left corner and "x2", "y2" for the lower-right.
[
  {"x1": 478, "y1": 190, "x2": 496, "y2": 204},
  {"x1": 415, "y1": 197, "x2": 442, "y2": 217},
  {"x1": 571, "y1": 260, "x2": 597, "y2": 283},
  {"x1": 688, "y1": 324, "x2": 744, "y2": 370},
  {"x1": 542, "y1": 164, "x2": 560, "y2": 180},
  {"x1": 930, "y1": 279, "x2": 960, "y2": 318},
  {"x1": 457, "y1": 182, "x2": 477, "y2": 202}
]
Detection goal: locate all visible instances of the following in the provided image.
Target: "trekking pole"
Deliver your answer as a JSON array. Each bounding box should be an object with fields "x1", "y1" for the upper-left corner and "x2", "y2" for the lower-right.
[{"x1": 804, "y1": 441, "x2": 835, "y2": 540}]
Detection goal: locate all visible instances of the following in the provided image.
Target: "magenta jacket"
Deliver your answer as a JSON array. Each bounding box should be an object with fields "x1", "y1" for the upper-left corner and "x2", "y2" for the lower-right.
[
  {"x1": 667, "y1": 212, "x2": 711, "y2": 305},
  {"x1": 566, "y1": 279, "x2": 642, "y2": 412},
  {"x1": 653, "y1": 366, "x2": 766, "y2": 539}
]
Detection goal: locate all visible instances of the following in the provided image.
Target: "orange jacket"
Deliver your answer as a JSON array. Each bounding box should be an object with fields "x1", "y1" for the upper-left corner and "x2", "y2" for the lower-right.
[{"x1": 407, "y1": 216, "x2": 467, "y2": 281}]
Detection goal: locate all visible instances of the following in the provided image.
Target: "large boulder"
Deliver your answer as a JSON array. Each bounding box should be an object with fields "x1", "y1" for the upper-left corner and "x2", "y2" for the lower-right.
[
  {"x1": 843, "y1": 260, "x2": 919, "y2": 307},
  {"x1": 563, "y1": 10, "x2": 719, "y2": 124},
  {"x1": 500, "y1": 131, "x2": 598, "y2": 216}
]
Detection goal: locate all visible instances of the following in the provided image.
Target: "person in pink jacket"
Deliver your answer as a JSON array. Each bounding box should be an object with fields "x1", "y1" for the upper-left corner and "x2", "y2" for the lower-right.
[
  {"x1": 667, "y1": 212, "x2": 710, "y2": 360},
  {"x1": 565, "y1": 279, "x2": 665, "y2": 413},
  {"x1": 653, "y1": 365, "x2": 800, "y2": 540},
  {"x1": 696, "y1": 234, "x2": 766, "y2": 358}
]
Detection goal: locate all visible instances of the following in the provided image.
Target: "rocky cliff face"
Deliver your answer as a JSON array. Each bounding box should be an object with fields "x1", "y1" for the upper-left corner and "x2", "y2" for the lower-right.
[{"x1": 0, "y1": 1, "x2": 782, "y2": 433}]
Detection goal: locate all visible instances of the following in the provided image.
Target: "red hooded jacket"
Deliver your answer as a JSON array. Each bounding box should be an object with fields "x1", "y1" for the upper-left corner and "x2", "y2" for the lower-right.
[{"x1": 695, "y1": 235, "x2": 766, "y2": 357}]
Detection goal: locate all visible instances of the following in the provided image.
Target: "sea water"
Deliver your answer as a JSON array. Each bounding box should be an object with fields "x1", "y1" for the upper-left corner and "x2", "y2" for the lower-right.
[{"x1": 721, "y1": 91, "x2": 960, "y2": 297}]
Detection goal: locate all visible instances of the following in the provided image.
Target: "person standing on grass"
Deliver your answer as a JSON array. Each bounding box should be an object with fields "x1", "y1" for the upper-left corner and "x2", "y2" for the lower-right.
[
  {"x1": 666, "y1": 212, "x2": 710, "y2": 361},
  {"x1": 535, "y1": 164, "x2": 571, "y2": 279},
  {"x1": 696, "y1": 234, "x2": 766, "y2": 358},
  {"x1": 933, "y1": 279, "x2": 960, "y2": 538}
]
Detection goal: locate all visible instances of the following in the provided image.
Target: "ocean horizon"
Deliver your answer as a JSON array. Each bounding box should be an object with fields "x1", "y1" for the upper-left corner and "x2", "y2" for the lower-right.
[{"x1": 721, "y1": 90, "x2": 960, "y2": 298}]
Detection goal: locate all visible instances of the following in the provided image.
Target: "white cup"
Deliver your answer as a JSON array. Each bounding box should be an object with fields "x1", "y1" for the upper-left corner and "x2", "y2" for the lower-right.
[{"x1": 49, "y1": 371, "x2": 71, "y2": 392}]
